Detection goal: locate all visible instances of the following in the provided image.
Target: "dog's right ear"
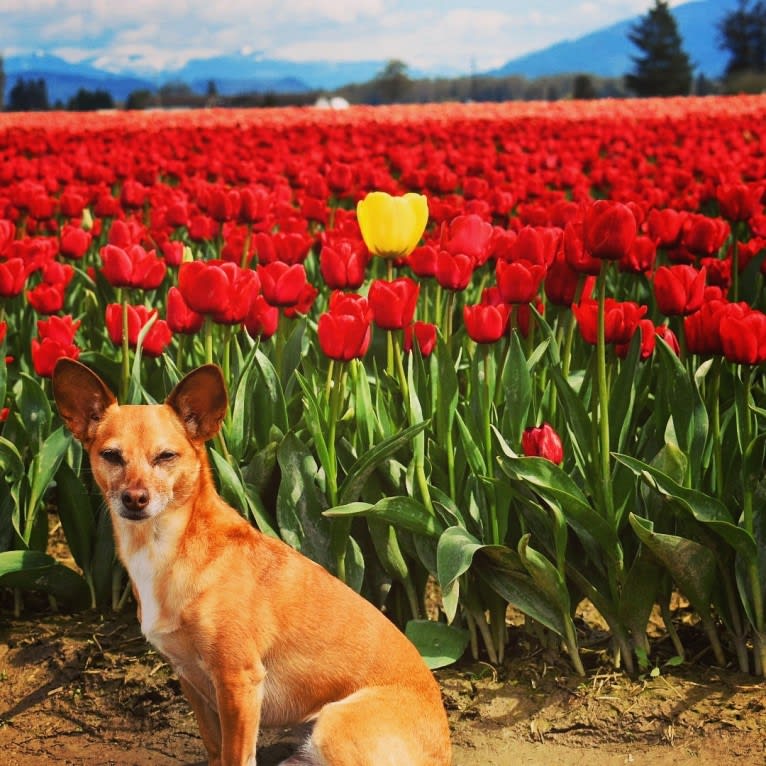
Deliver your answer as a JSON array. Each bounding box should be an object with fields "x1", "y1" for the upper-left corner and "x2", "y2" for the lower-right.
[{"x1": 52, "y1": 358, "x2": 117, "y2": 445}]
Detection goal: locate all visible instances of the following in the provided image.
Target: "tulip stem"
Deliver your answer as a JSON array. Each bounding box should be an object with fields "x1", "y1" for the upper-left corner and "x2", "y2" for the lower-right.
[
  {"x1": 596, "y1": 261, "x2": 614, "y2": 521},
  {"x1": 201, "y1": 316, "x2": 213, "y2": 365},
  {"x1": 120, "y1": 291, "x2": 130, "y2": 402},
  {"x1": 710, "y1": 357, "x2": 723, "y2": 499},
  {"x1": 483, "y1": 347, "x2": 499, "y2": 544}
]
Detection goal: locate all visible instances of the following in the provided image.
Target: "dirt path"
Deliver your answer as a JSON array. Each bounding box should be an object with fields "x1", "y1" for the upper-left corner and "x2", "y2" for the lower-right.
[{"x1": 1, "y1": 614, "x2": 764, "y2": 765}]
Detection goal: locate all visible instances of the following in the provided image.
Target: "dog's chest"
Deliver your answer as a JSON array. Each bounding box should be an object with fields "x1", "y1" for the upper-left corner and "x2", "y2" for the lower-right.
[{"x1": 125, "y1": 548, "x2": 181, "y2": 647}]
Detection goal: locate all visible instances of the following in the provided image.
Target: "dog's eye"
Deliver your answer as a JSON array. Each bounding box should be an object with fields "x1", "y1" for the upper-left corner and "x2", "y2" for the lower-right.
[
  {"x1": 100, "y1": 448, "x2": 124, "y2": 465},
  {"x1": 154, "y1": 450, "x2": 178, "y2": 465}
]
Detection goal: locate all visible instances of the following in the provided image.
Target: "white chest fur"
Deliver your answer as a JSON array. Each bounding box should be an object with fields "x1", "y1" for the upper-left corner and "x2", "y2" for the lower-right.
[{"x1": 126, "y1": 547, "x2": 163, "y2": 639}]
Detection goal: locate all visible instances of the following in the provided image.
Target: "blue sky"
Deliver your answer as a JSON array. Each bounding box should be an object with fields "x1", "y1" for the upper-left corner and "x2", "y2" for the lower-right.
[{"x1": 3, "y1": 0, "x2": 686, "y2": 73}]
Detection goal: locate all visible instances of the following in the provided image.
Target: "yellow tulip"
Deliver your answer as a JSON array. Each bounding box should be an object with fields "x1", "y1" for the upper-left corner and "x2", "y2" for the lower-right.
[{"x1": 356, "y1": 191, "x2": 429, "y2": 259}]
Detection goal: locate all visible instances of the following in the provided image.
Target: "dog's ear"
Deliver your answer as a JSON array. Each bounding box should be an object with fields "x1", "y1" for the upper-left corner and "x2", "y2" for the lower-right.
[
  {"x1": 166, "y1": 364, "x2": 228, "y2": 443},
  {"x1": 52, "y1": 358, "x2": 117, "y2": 445}
]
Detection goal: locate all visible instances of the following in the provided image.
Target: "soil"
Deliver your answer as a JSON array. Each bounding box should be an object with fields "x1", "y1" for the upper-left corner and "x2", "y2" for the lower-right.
[{"x1": 1, "y1": 607, "x2": 764, "y2": 766}]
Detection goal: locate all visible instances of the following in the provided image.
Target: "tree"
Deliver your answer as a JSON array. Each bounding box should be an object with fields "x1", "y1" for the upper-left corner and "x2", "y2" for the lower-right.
[
  {"x1": 374, "y1": 59, "x2": 411, "y2": 103},
  {"x1": 125, "y1": 89, "x2": 158, "y2": 110},
  {"x1": 67, "y1": 88, "x2": 114, "y2": 111},
  {"x1": 718, "y1": 0, "x2": 766, "y2": 76},
  {"x1": 8, "y1": 77, "x2": 49, "y2": 111},
  {"x1": 625, "y1": 0, "x2": 693, "y2": 96},
  {"x1": 573, "y1": 74, "x2": 597, "y2": 100}
]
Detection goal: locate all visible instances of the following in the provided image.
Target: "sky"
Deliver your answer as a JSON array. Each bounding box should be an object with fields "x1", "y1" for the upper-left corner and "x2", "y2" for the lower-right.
[{"x1": 3, "y1": 0, "x2": 688, "y2": 74}]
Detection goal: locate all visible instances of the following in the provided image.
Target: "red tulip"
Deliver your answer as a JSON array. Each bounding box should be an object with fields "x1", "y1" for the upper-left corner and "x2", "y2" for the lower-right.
[
  {"x1": 100, "y1": 243, "x2": 166, "y2": 290},
  {"x1": 367, "y1": 277, "x2": 420, "y2": 330},
  {"x1": 166, "y1": 286, "x2": 204, "y2": 335},
  {"x1": 257, "y1": 262, "x2": 308, "y2": 307},
  {"x1": 440, "y1": 214, "x2": 493, "y2": 265},
  {"x1": 572, "y1": 298, "x2": 647, "y2": 345},
  {"x1": 105, "y1": 303, "x2": 172, "y2": 357},
  {"x1": 317, "y1": 292, "x2": 372, "y2": 361},
  {"x1": 59, "y1": 224, "x2": 91, "y2": 260},
  {"x1": 244, "y1": 295, "x2": 280, "y2": 339},
  {"x1": 0, "y1": 257, "x2": 28, "y2": 297},
  {"x1": 319, "y1": 238, "x2": 368, "y2": 289},
  {"x1": 682, "y1": 214, "x2": 730, "y2": 257},
  {"x1": 464, "y1": 303, "x2": 510, "y2": 344},
  {"x1": 564, "y1": 220, "x2": 602, "y2": 275},
  {"x1": 31, "y1": 315, "x2": 80, "y2": 377},
  {"x1": 496, "y1": 259, "x2": 546, "y2": 304},
  {"x1": 26, "y1": 282, "x2": 65, "y2": 314},
  {"x1": 544, "y1": 257, "x2": 582, "y2": 307},
  {"x1": 522, "y1": 423, "x2": 564, "y2": 465},
  {"x1": 719, "y1": 307, "x2": 766, "y2": 365},
  {"x1": 684, "y1": 298, "x2": 738, "y2": 356},
  {"x1": 404, "y1": 321, "x2": 437, "y2": 356},
  {"x1": 716, "y1": 183, "x2": 762, "y2": 223},
  {"x1": 647, "y1": 208, "x2": 686, "y2": 248},
  {"x1": 653, "y1": 265, "x2": 706, "y2": 316},
  {"x1": 435, "y1": 250, "x2": 474, "y2": 291},
  {"x1": 179, "y1": 260, "x2": 261, "y2": 323},
  {"x1": 582, "y1": 200, "x2": 637, "y2": 260}
]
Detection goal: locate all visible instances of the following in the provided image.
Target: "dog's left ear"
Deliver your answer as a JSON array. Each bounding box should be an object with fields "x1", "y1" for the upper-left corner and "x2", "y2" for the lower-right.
[{"x1": 166, "y1": 364, "x2": 228, "y2": 443}]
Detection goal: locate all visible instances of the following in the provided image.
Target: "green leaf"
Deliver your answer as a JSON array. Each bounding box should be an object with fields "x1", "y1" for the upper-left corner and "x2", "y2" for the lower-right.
[
  {"x1": 548, "y1": 365, "x2": 594, "y2": 486},
  {"x1": 227, "y1": 344, "x2": 260, "y2": 460},
  {"x1": 54, "y1": 461, "x2": 95, "y2": 577},
  {"x1": 436, "y1": 526, "x2": 485, "y2": 590},
  {"x1": 629, "y1": 513, "x2": 716, "y2": 619},
  {"x1": 455, "y1": 411, "x2": 486, "y2": 476},
  {"x1": 0, "y1": 550, "x2": 90, "y2": 609},
  {"x1": 477, "y1": 544, "x2": 568, "y2": 636},
  {"x1": 338, "y1": 420, "x2": 429, "y2": 504},
  {"x1": 0, "y1": 436, "x2": 24, "y2": 483},
  {"x1": 500, "y1": 331, "x2": 531, "y2": 446},
  {"x1": 517, "y1": 533, "x2": 571, "y2": 619},
  {"x1": 615, "y1": 453, "x2": 757, "y2": 562},
  {"x1": 210, "y1": 448, "x2": 250, "y2": 518},
  {"x1": 324, "y1": 496, "x2": 443, "y2": 538},
  {"x1": 295, "y1": 371, "x2": 331, "y2": 485},
  {"x1": 18, "y1": 373, "x2": 52, "y2": 447},
  {"x1": 655, "y1": 339, "x2": 707, "y2": 484},
  {"x1": 434, "y1": 337, "x2": 459, "y2": 448},
  {"x1": 496, "y1": 452, "x2": 620, "y2": 565},
  {"x1": 25, "y1": 427, "x2": 70, "y2": 545},
  {"x1": 253, "y1": 349, "x2": 289, "y2": 444},
  {"x1": 276, "y1": 432, "x2": 332, "y2": 570},
  {"x1": 609, "y1": 331, "x2": 640, "y2": 454},
  {"x1": 405, "y1": 619, "x2": 469, "y2": 669}
]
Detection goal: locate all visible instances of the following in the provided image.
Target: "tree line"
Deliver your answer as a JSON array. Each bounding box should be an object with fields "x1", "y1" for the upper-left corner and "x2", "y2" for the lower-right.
[{"x1": 0, "y1": 0, "x2": 763, "y2": 112}]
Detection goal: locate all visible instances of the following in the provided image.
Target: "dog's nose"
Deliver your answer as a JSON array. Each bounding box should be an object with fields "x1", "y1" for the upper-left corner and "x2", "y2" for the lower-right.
[{"x1": 122, "y1": 488, "x2": 150, "y2": 512}]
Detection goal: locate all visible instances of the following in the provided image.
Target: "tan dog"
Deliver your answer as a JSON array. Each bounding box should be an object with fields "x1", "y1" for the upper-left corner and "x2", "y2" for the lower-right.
[{"x1": 52, "y1": 359, "x2": 451, "y2": 766}]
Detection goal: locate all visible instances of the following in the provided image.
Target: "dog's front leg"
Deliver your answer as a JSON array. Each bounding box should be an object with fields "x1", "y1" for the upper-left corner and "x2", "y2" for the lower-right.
[
  {"x1": 215, "y1": 665, "x2": 265, "y2": 766},
  {"x1": 179, "y1": 676, "x2": 222, "y2": 765}
]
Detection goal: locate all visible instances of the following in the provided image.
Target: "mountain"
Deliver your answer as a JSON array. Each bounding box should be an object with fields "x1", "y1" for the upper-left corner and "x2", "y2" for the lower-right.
[
  {"x1": 488, "y1": 0, "x2": 739, "y2": 80},
  {"x1": 3, "y1": 51, "x2": 387, "y2": 104},
  {"x1": 4, "y1": 53, "x2": 157, "y2": 104},
  {"x1": 1, "y1": 0, "x2": 741, "y2": 105}
]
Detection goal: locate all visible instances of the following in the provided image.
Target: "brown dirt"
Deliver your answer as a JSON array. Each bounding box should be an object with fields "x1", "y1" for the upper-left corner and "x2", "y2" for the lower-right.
[{"x1": 1, "y1": 608, "x2": 764, "y2": 766}]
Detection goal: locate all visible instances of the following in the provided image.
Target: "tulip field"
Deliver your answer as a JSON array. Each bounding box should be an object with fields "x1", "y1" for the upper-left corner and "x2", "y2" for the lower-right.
[{"x1": 1, "y1": 96, "x2": 766, "y2": 681}]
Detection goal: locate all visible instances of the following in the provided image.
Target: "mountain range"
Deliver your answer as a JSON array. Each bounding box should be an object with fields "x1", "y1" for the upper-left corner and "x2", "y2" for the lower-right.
[{"x1": 2, "y1": 0, "x2": 737, "y2": 105}]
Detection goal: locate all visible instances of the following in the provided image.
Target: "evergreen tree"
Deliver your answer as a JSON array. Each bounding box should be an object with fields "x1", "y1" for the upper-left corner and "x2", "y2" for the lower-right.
[
  {"x1": 67, "y1": 88, "x2": 114, "y2": 111},
  {"x1": 625, "y1": 0, "x2": 693, "y2": 96},
  {"x1": 718, "y1": 0, "x2": 766, "y2": 76},
  {"x1": 8, "y1": 77, "x2": 49, "y2": 111}
]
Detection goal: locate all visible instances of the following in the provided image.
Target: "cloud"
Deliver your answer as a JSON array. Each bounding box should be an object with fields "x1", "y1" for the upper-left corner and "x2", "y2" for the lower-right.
[{"x1": 0, "y1": 1, "x2": 690, "y2": 74}]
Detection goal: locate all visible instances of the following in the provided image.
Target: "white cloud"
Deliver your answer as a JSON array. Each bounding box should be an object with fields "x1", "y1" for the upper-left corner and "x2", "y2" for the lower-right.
[{"x1": 1, "y1": 1, "x2": 693, "y2": 74}]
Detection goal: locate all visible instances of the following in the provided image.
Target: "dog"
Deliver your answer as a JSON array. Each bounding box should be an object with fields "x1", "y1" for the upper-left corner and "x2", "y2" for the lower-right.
[{"x1": 52, "y1": 359, "x2": 452, "y2": 766}]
